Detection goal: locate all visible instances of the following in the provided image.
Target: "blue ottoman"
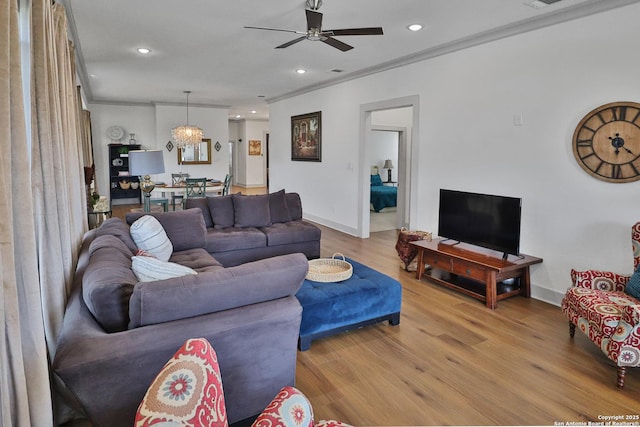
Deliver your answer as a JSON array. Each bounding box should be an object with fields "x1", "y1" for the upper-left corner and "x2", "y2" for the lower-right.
[{"x1": 295, "y1": 257, "x2": 401, "y2": 351}]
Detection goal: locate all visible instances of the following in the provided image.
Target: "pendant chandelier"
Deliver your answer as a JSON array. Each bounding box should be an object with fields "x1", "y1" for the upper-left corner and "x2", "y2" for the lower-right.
[{"x1": 171, "y1": 90, "x2": 203, "y2": 148}]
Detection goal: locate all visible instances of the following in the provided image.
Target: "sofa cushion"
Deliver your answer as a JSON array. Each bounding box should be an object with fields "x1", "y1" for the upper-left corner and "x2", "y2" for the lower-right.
[
  {"x1": 131, "y1": 256, "x2": 198, "y2": 282},
  {"x1": 233, "y1": 194, "x2": 271, "y2": 228},
  {"x1": 261, "y1": 221, "x2": 321, "y2": 247},
  {"x1": 625, "y1": 267, "x2": 640, "y2": 299},
  {"x1": 284, "y1": 193, "x2": 303, "y2": 221},
  {"x1": 184, "y1": 197, "x2": 214, "y2": 228},
  {"x1": 129, "y1": 215, "x2": 173, "y2": 262},
  {"x1": 82, "y1": 235, "x2": 139, "y2": 333},
  {"x1": 128, "y1": 253, "x2": 308, "y2": 328},
  {"x1": 269, "y1": 189, "x2": 292, "y2": 224},
  {"x1": 126, "y1": 209, "x2": 207, "y2": 251},
  {"x1": 205, "y1": 227, "x2": 267, "y2": 253},
  {"x1": 95, "y1": 217, "x2": 137, "y2": 254},
  {"x1": 209, "y1": 194, "x2": 235, "y2": 229},
  {"x1": 170, "y1": 248, "x2": 224, "y2": 273}
]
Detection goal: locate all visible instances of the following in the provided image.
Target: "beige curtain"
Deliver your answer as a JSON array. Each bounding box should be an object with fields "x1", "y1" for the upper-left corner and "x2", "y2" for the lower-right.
[
  {"x1": 0, "y1": 0, "x2": 53, "y2": 426},
  {"x1": 1, "y1": 0, "x2": 89, "y2": 424},
  {"x1": 31, "y1": 0, "x2": 87, "y2": 355}
]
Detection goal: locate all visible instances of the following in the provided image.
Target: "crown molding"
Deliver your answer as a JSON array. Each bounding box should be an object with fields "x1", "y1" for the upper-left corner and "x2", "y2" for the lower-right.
[{"x1": 267, "y1": 0, "x2": 640, "y2": 104}]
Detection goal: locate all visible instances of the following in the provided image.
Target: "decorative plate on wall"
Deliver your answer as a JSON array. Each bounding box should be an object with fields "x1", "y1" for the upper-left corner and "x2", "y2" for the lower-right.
[{"x1": 106, "y1": 125, "x2": 125, "y2": 141}]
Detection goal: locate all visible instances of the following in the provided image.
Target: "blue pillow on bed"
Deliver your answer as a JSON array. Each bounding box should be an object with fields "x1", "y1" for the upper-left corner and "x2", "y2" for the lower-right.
[{"x1": 371, "y1": 174, "x2": 383, "y2": 186}]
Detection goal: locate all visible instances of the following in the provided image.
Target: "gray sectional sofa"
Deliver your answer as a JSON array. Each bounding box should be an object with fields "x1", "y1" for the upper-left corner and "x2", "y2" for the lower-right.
[
  {"x1": 176, "y1": 190, "x2": 321, "y2": 266},
  {"x1": 52, "y1": 206, "x2": 313, "y2": 427}
]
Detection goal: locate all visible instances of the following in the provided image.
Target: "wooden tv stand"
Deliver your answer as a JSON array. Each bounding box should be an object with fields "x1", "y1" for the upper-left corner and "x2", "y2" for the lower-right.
[{"x1": 410, "y1": 238, "x2": 542, "y2": 309}]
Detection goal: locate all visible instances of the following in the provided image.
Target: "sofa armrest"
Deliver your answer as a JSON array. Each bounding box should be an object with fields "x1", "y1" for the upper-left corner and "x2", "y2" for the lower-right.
[
  {"x1": 129, "y1": 252, "x2": 309, "y2": 328},
  {"x1": 570, "y1": 268, "x2": 630, "y2": 292}
]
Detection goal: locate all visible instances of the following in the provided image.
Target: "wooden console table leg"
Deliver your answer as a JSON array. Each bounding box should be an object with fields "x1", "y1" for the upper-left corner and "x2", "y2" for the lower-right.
[
  {"x1": 486, "y1": 270, "x2": 497, "y2": 309},
  {"x1": 415, "y1": 249, "x2": 425, "y2": 281},
  {"x1": 520, "y1": 266, "x2": 532, "y2": 298}
]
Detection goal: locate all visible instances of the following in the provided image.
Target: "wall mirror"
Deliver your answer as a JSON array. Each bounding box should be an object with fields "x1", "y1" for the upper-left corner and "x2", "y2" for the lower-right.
[{"x1": 178, "y1": 138, "x2": 211, "y2": 165}]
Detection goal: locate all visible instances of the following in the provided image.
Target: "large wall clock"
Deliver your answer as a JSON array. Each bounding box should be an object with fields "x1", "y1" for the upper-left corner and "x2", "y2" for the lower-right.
[{"x1": 572, "y1": 101, "x2": 640, "y2": 183}]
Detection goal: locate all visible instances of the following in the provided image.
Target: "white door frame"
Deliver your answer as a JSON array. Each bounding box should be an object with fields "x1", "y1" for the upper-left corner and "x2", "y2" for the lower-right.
[{"x1": 358, "y1": 95, "x2": 420, "y2": 238}]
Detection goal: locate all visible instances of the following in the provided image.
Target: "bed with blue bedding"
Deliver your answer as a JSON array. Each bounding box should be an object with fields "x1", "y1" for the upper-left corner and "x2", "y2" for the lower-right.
[{"x1": 370, "y1": 174, "x2": 397, "y2": 212}]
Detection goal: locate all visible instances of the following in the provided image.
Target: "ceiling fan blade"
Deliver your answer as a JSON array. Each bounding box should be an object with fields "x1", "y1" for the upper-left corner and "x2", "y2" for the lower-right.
[
  {"x1": 327, "y1": 27, "x2": 384, "y2": 36},
  {"x1": 321, "y1": 36, "x2": 353, "y2": 52},
  {"x1": 306, "y1": 9, "x2": 323, "y2": 31},
  {"x1": 244, "y1": 26, "x2": 305, "y2": 35},
  {"x1": 276, "y1": 36, "x2": 307, "y2": 49}
]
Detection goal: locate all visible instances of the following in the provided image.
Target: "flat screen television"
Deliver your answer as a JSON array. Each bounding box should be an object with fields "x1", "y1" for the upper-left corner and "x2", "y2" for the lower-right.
[{"x1": 438, "y1": 189, "x2": 522, "y2": 257}]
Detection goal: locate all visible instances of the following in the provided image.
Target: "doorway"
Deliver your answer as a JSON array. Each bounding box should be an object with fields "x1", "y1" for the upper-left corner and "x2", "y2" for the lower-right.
[{"x1": 358, "y1": 95, "x2": 420, "y2": 238}]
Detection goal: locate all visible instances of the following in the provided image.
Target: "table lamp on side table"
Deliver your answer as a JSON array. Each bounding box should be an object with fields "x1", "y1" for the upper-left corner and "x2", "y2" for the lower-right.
[
  {"x1": 129, "y1": 150, "x2": 165, "y2": 212},
  {"x1": 383, "y1": 159, "x2": 394, "y2": 183}
]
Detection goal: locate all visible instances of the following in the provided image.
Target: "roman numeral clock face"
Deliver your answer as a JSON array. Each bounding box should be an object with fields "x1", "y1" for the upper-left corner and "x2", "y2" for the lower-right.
[{"x1": 573, "y1": 101, "x2": 640, "y2": 183}]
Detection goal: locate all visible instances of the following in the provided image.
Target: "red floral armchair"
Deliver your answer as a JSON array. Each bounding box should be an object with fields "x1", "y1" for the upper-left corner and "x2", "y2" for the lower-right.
[
  {"x1": 135, "y1": 338, "x2": 350, "y2": 427},
  {"x1": 561, "y1": 222, "x2": 640, "y2": 389}
]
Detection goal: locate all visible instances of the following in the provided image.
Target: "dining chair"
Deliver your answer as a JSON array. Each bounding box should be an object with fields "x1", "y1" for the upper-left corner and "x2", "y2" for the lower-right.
[
  {"x1": 222, "y1": 174, "x2": 233, "y2": 196},
  {"x1": 171, "y1": 173, "x2": 189, "y2": 210},
  {"x1": 184, "y1": 178, "x2": 207, "y2": 207}
]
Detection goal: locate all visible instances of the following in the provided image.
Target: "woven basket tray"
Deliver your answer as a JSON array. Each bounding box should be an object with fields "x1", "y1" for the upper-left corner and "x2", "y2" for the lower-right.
[{"x1": 306, "y1": 253, "x2": 353, "y2": 283}]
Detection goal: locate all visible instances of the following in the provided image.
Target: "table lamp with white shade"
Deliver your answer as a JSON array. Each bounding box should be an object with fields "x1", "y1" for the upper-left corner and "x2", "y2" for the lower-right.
[{"x1": 129, "y1": 150, "x2": 165, "y2": 212}]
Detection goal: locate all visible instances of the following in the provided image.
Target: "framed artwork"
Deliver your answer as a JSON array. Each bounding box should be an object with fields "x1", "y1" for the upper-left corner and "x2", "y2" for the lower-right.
[
  {"x1": 249, "y1": 139, "x2": 262, "y2": 156},
  {"x1": 178, "y1": 138, "x2": 211, "y2": 165},
  {"x1": 291, "y1": 111, "x2": 321, "y2": 162}
]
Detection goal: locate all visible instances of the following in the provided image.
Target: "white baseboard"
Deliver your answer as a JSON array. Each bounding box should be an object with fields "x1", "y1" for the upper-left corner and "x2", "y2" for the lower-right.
[{"x1": 302, "y1": 212, "x2": 359, "y2": 237}]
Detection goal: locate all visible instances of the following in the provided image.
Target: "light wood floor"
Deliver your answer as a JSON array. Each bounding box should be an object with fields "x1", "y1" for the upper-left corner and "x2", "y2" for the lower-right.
[
  {"x1": 110, "y1": 188, "x2": 640, "y2": 425},
  {"x1": 302, "y1": 224, "x2": 639, "y2": 425}
]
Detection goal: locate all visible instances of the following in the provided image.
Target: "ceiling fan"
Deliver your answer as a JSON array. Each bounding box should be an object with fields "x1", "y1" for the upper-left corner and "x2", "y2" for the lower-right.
[{"x1": 244, "y1": 0, "x2": 383, "y2": 52}]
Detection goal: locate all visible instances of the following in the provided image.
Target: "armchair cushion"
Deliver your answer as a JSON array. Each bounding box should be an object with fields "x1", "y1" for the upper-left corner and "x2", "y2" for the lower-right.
[{"x1": 625, "y1": 267, "x2": 640, "y2": 299}]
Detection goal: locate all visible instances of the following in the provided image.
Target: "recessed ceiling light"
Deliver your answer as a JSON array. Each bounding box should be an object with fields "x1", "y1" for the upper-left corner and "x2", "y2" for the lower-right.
[
  {"x1": 251, "y1": 110, "x2": 257, "y2": 114},
  {"x1": 137, "y1": 48, "x2": 151, "y2": 54},
  {"x1": 407, "y1": 24, "x2": 423, "y2": 32},
  {"x1": 296, "y1": 69, "x2": 306, "y2": 74},
  {"x1": 235, "y1": 115, "x2": 241, "y2": 119}
]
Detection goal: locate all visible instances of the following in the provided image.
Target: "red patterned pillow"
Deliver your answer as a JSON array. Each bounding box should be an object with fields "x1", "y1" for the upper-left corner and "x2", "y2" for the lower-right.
[
  {"x1": 135, "y1": 338, "x2": 228, "y2": 427},
  {"x1": 252, "y1": 386, "x2": 314, "y2": 427}
]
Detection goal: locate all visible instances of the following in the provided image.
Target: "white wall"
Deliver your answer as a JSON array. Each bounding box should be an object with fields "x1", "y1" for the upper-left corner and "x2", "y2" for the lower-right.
[
  {"x1": 89, "y1": 103, "x2": 229, "y2": 201},
  {"x1": 268, "y1": 3, "x2": 640, "y2": 305}
]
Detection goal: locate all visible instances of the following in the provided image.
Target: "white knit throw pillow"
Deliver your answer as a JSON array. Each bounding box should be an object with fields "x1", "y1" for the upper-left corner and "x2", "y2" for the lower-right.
[
  {"x1": 129, "y1": 215, "x2": 173, "y2": 262},
  {"x1": 131, "y1": 256, "x2": 197, "y2": 282}
]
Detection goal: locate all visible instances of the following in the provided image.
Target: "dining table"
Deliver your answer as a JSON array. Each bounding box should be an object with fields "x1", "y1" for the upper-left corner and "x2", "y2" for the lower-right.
[{"x1": 150, "y1": 179, "x2": 224, "y2": 198}]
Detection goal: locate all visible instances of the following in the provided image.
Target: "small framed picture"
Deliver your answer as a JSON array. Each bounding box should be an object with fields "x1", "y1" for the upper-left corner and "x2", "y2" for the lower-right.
[
  {"x1": 249, "y1": 140, "x2": 262, "y2": 156},
  {"x1": 291, "y1": 111, "x2": 321, "y2": 162}
]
